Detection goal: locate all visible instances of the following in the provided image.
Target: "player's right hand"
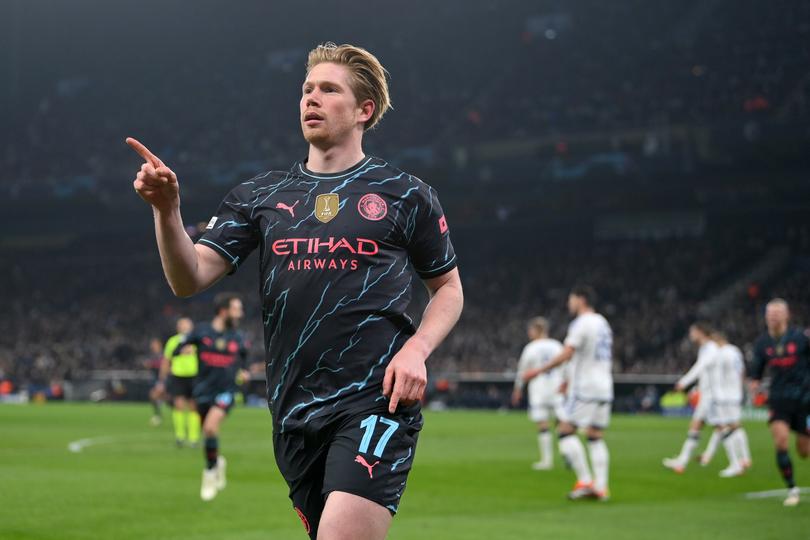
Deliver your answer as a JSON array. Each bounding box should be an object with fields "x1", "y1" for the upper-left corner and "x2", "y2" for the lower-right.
[
  {"x1": 126, "y1": 137, "x2": 180, "y2": 212},
  {"x1": 510, "y1": 387, "x2": 522, "y2": 407}
]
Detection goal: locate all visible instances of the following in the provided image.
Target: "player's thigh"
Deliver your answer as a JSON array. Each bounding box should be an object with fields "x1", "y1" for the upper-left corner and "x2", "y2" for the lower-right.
[
  {"x1": 173, "y1": 394, "x2": 187, "y2": 409},
  {"x1": 202, "y1": 404, "x2": 228, "y2": 434},
  {"x1": 317, "y1": 491, "x2": 391, "y2": 540},
  {"x1": 769, "y1": 420, "x2": 791, "y2": 450}
]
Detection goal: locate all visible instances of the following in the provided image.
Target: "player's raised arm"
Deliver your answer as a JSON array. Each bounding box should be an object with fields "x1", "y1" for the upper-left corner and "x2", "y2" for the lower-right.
[{"x1": 126, "y1": 137, "x2": 230, "y2": 297}]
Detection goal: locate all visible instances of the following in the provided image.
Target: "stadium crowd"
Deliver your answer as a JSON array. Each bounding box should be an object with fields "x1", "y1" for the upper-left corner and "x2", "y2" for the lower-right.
[
  {"x1": 2, "y1": 0, "x2": 809, "y2": 397},
  {"x1": 2, "y1": 0, "x2": 808, "y2": 202},
  {"x1": 2, "y1": 224, "x2": 808, "y2": 394}
]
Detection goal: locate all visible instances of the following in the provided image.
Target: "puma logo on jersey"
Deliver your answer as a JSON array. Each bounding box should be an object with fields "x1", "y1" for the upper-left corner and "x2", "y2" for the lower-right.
[
  {"x1": 354, "y1": 455, "x2": 380, "y2": 478},
  {"x1": 276, "y1": 201, "x2": 300, "y2": 218}
]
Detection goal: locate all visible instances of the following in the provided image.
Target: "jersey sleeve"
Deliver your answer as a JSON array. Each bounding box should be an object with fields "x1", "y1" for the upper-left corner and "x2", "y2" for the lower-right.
[
  {"x1": 515, "y1": 345, "x2": 531, "y2": 389},
  {"x1": 678, "y1": 355, "x2": 705, "y2": 389},
  {"x1": 749, "y1": 338, "x2": 766, "y2": 381},
  {"x1": 239, "y1": 336, "x2": 250, "y2": 369},
  {"x1": 564, "y1": 320, "x2": 585, "y2": 350},
  {"x1": 197, "y1": 184, "x2": 260, "y2": 274},
  {"x1": 171, "y1": 328, "x2": 200, "y2": 357},
  {"x1": 405, "y1": 181, "x2": 457, "y2": 279},
  {"x1": 163, "y1": 336, "x2": 179, "y2": 360}
]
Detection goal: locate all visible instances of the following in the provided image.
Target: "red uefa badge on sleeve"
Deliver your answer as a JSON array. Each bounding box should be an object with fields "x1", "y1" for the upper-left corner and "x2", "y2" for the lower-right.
[{"x1": 438, "y1": 215, "x2": 448, "y2": 234}]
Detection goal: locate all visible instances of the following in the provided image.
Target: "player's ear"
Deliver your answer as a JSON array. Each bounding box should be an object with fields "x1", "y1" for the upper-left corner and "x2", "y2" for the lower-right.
[{"x1": 358, "y1": 99, "x2": 375, "y2": 125}]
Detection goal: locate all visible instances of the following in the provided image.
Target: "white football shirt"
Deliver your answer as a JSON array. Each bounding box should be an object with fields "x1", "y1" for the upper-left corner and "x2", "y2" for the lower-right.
[
  {"x1": 564, "y1": 312, "x2": 614, "y2": 401},
  {"x1": 515, "y1": 338, "x2": 564, "y2": 397}
]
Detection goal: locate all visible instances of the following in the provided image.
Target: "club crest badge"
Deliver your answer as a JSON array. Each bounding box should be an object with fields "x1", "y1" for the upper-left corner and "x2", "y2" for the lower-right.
[
  {"x1": 315, "y1": 193, "x2": 339, "y2": 223},
  {"x1": 357, "y1": 193, "x2": 387, "y2": 221}
]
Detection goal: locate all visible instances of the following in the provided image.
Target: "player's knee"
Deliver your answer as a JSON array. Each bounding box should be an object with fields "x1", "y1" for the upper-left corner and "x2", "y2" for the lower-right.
[{"x1": 556, "y1": 420, "x2": 575, "y2": 436}]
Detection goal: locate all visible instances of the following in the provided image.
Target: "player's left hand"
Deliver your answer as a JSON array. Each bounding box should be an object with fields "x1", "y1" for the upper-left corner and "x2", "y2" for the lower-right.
[{"x1": 383, "y1": 341, "x2": 428, "y2": 413}]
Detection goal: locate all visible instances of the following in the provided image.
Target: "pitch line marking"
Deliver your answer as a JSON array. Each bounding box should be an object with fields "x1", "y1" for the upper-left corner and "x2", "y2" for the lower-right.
[
  {"x1": 744, "y1": 487, "x2": 810, "y2": 499},
  {"x1": 67, "y1": 433, "x2": 155, "y2": 453}
]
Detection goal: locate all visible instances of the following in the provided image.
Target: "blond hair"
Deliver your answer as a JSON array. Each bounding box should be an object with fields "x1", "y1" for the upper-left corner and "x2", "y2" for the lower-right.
[
  {"x1": 306, "y1": 42, "x2": 391, "y2": 130},
  {"x1": 528, "y1": 317, "x2": 548, "y2": 336}
]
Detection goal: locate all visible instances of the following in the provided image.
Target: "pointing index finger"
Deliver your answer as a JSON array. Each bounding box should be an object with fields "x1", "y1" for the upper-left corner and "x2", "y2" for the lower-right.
[{"x1": 126, "y1": 137, "x2": 163, "y2": 167}]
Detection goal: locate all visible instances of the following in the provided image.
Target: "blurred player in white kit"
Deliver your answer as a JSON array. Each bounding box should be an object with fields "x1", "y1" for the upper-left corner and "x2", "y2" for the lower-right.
[
  {"x1": 512, "y1": 317, "x2": 564, "y2": 470},
  {"x1": 707, "y1": 330, "x2": 752, "y2": 477},
  {"x1": 663, "y1": 322, "x2": 719, "y2": 473},
  {"x1": 523, "y1": 285, "x2": 613, "y2": 501}
]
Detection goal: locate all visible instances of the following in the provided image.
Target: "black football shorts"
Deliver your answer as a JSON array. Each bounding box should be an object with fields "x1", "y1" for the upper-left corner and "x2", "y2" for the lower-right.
[
  {"x1": 167, "y1": 375, "x2": 194, "y2": 399},
  {"x1": 196, "y1": 391, "x2": 236, "y2": 419},
  {"x1": 768, "y1": 399, "x2": 810, "y2": 435},
  {"x1": 274, "y1": 403, "x2": 423, "y2": 539}
]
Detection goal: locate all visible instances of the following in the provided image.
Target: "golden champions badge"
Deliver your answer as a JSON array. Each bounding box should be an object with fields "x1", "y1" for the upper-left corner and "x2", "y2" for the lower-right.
[
  {"x1": 315, "y1": 193, "x2": 339, "y2": 223},
  {"x1": 215, "y1": 338, "x2": 226, "y2": 351}
]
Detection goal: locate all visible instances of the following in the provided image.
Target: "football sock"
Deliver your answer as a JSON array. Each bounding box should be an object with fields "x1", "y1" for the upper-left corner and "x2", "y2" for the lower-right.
[
  {"x1": 151, "y1": 399, "x2": 161, "y2": 416},
  {"x1": 587, "y1": 438, "x2": 609, "y2": 492},
  {"x1": 205, "y1": 437, "x2": 219, "y2": 469},
  {"x1": 173, "y1": 409, "x2": 186, "y2": 441},
  {"x1": 736, "y1": 428, "x2": 751, "y2": 464},
  {"x1": 558, "y1": 433, "x2": 592, "y2": 485},
  {"x1": 676, "y1": 431, "x2": 700, "y2": 464},
  {"x1": 776, "y1": 450, "x2": 795, "y2": 488},
  {"x1": 721, "y1": 428, "x2": 739, "y2": 468},
  {"x1": 538, "y1": 429, "x2": 552, "y2": 463},
  {"x1": 188, "y1": 412, "x2": 201, "y2": 444},
  {"x1": 702, "y1": 430, "x2": 721, "y2": 463}
]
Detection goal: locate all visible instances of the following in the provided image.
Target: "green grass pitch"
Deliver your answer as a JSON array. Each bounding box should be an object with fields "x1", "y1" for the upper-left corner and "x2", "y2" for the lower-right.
[{"x1": 2, "y1": 403, "x2": 809, "y2": 539}]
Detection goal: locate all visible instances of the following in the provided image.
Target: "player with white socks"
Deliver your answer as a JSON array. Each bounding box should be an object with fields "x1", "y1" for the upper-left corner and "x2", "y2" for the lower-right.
[
  {"x1": 663, "y1": 322, "x2": 718, "y2": 474},
  {"x1": 512, "y1": 317, "x2": 564, "y2": 470},
  {"x1": 523, "y1": 285, "x2": 613, "y2": 501},
  {"x1": 709, "y1": 331, "x2": 752, "y2": 477}
]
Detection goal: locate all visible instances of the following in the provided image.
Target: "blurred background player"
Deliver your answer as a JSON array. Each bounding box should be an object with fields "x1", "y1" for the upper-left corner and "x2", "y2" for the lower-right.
[
  {"x1": 663, "y1": 322, "x2": 718, "y2": 474},
  {"x1": 157, "y1": 317, "x2": 200, "y2": 448},
  {"x1": 172, "y1": 294, "x2": 251, "y2": 501},
  {"x1": 143, "y1": 337, "x2": 165, "y2": 426},
  {"x1": 511, "y1": 316, "x2": 564, "y2": 470},
  {"x1": 707, "y1": 330, "x2": 752, "y2": 477},
  {"x1": 749, "y1": 298, "x2": 810, "y2": 507},
  {"x1": 524, "y1": 285, "x2": 613, "y2": 501}
]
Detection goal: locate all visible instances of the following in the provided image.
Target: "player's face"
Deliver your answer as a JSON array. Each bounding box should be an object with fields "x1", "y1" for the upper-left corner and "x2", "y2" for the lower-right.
[
  {"x1": 300, "y1": 63, "x2": 367, "y2": 149},
  {"x1": 688, "y1": 326, "x2": 700, "y2": 344},
  {"x1": 226, "y1": 299, "x2": 244, "y2": 328},
  {"x1": 527, "y1": 326, "x2": 539, "y2": 340},
  {"x1": 567, "y1": 294, "x2": 580, "y2": 315},
  {"x1": 765, "y1": 303, "x2": 789, "y2": 331},
  {"x1": 177, "y1": 318, "x2": 193, "y2": 335}
]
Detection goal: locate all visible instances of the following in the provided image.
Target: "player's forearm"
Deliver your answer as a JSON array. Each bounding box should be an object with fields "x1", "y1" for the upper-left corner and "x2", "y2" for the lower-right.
[
  {"x1": 153, "y1": 208, "x2": 204, "y2": 297},
  {"x1": 407, "y1": 275, "x2": 463, "y2": 360},
  {"x1": 678, "y1": 362, "x2": 701, "y2": 388},
  {"x1": 158, "y1": 357, "x2": 170, "y2": 382}
]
